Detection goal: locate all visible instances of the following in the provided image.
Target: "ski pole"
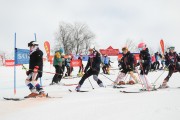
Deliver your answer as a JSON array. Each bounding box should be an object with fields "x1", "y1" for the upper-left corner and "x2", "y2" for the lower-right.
[
  {"x1": 135, "y1": 67, "x2": 144, "y2": 88},
  {"x1": 152, "y1": 69, "x2": 167, "y2": 87},
  {"x1": 123, "y1": 74, "x2": 129, "y2": 83},
  {"x1": 152, "y1": 64, "x2": 170, "y2": 88},
  {"x1": 22, "y1": 65, "x2": 44, "y2": 86},
  {"x1": 88, "y1": 78, "x2": 94, "y2": 89},
  {"x1": 22, "y1": 65, "x2": 63, "y2": 76},
  {"x1": 100, "y1": 73, "x2": 114, "y2": 82}
]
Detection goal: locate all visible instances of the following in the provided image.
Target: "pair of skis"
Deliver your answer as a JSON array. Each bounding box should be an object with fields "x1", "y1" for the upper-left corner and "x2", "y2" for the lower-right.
[
  {"x1": 120, "y1": 88, "x2": 157, "y2": 93},
  {"x1": 68, "y1": 89, "x2": 89, "y2": 92},
  {"x1": 3, "y1": 93, "x2": 62, "y2": 101},
  {"x1": 3, "y1": 89, "x2": 89, "y2": 101},
  {"x1": 120, "y1": 86, "x2": 180, "y2": 93}
]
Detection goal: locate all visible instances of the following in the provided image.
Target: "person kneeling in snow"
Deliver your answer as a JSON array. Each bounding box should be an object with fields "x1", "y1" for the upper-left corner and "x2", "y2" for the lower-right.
[
  {"x1": 160, "y1": 46, "x2": 180, "y2": 88},
  {"x1": 76, "y1": 48, "x2": 104, "y2": 91},
  {"x1": 114, "y1": 47, "x2": 138, "y2": 86},
  {"x1": 25, "y1": 41, "x2": 46, "y2": 98}
]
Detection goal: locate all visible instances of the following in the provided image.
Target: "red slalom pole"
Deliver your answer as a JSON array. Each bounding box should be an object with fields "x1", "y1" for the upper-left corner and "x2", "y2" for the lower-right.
[
  {"x1": 22, "y1": 65, "x2": 63, "y2": 75},
  {"x1": 14, "y1": 33, "x2": 17, "y2": 95}
]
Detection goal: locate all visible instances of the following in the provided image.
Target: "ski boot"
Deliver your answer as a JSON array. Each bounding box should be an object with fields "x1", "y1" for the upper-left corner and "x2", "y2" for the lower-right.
[
  {"x1": 25, "y1": 92, "x2": 39, "y2": 98},
  {"x1": 49, "y1": 82, "x2": 54, "y2": 85},
  {"x1": 98, "y1": 83, "x2": 104, "y2": 87},
  {"x1": 75, "y1": 84, "x2": 81, "y2": 92},
  {"x1": 140, "y1": 85, "x2": 156, "y2": 91},
  {"x1": 159, "y1": 81, "x2": 169, "y2": 89},
  {"x1": 113, "y1": 82, "x2": 118, "y2": 88},
  {"x1": 77, "y1": 72, "x2": 83, "y2": 77},
  {"x1": 117, "y1": 81, "x2": 125, "y2": 85},
  {"x1": 38, "y1": 91, "x2": 47, "y2": 97},
  {"x1": 126, "y1": 80, "x2": 135, "y2": 85}
]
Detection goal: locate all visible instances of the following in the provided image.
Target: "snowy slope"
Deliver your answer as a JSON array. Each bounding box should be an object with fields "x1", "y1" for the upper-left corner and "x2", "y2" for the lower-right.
[{"x1": 0, "y1": 60, "x2": 180, "y2": 120}]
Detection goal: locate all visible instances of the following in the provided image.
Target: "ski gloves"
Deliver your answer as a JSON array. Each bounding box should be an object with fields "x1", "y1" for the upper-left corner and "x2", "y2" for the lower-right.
[{"x1": 33, "y1": 66, "x2": 39, "y2": 73}]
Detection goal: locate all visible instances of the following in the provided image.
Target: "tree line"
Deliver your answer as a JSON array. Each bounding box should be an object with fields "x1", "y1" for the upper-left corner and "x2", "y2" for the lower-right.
[{"x1": 54, "y1": 22, "x2": 95, "y2": 55}]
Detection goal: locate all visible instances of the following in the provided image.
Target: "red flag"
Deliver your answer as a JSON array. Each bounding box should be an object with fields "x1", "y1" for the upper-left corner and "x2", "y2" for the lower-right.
[
  {"x1": 117, "y1": 54, "x2": 123, "y2": 60},
  {"x1": 48, "y1": 55, "x2": 53, "y2": 64},
  {"x1": 70, "y1": 59, "x2": 82, "y2": 67},
  {"x1": 160, "y1": 39, "x2": 165, "y2": 55},
  {"x1": 44, "y1": 41, "x2": 50, "y2": 58}
]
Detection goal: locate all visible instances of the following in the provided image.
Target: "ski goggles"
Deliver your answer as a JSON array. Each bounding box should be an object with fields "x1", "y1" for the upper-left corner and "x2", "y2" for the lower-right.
[
  {"x1": 169, "y1": 48, "x2": 175, "y2": 50},
  {"x1": 138, "y1": 48, "x2": 143, "y2": 51}
]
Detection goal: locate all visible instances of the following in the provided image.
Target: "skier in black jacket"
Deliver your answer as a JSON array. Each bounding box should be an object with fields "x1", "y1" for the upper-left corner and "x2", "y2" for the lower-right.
[
  {"x1": 160, "y1": 46, "x2": 180, "y2": 88},
  {"x1": 114, "y1": 47, "x2": 138, "y2": 86},
  {"x1": 75, "y1": 48, "x2": 104, "y2": 91},
  {"x1": 25, "y1": 41, "x2": 46, "y2": 97},
  {"x1": 138, "y1": 42, "x2": 152, "y2": 90}
]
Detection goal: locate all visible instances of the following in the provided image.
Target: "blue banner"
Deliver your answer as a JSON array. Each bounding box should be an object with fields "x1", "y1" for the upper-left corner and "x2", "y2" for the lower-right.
[
  {"x1": 71, "y1": 55, "x2": 89, "y2": 61},
  {"x1": 15, "y1": 48, "x2": 30, "y2": 64},
  {"x1": 101, "y1": 56, "x2": 110, "y2": 64},
  {"x1": 82, "y1": 55, "x2": 89, "y2": 61}
]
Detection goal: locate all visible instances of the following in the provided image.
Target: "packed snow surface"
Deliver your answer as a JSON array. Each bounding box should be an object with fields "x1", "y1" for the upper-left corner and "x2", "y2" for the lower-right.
[{"x1": 0, "y1": 60, "x2": 180, "y2": 120}]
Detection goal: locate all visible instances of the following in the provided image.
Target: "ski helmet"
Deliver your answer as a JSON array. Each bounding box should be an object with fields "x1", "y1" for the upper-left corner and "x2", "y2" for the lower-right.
[
  {"x1": 28, "y1": 41, "x2": 39, "y2": 47},
  {"x1": 138, "y1": 42, "x2": 146, "y2": 51},
  {"x1": 59, "y1": 47, "x2": 64, "y2": 53},
  {"x1": 168, "y1": 46, "x2": 175, "y2": 50},
  {"x1": 128, "y1": 80, "x2": 135, "y2": 85}
]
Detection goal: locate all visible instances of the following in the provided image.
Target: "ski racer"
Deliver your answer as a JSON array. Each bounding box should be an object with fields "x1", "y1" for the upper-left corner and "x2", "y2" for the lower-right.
[
  {"x1": 75, "y1": 48, "x2": 104, "y2": 91},
  {"x1": 25, "y1": 41, "x2": 46, "y2": 97},
  {"x1": 114, "y1": 47, "x2": 138, "y2": 86},
  {"x1": 137, "y1": 42, "x2": 152, "y2": 90},
  {"x1": 160, "y1": 46, "x2": 180, "y2": 88}
]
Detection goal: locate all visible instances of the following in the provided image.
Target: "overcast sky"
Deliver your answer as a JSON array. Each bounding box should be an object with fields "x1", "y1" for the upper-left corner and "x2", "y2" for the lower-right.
[{"x1": 0, "y1": 0, "x2": 180, "y2": 54}]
